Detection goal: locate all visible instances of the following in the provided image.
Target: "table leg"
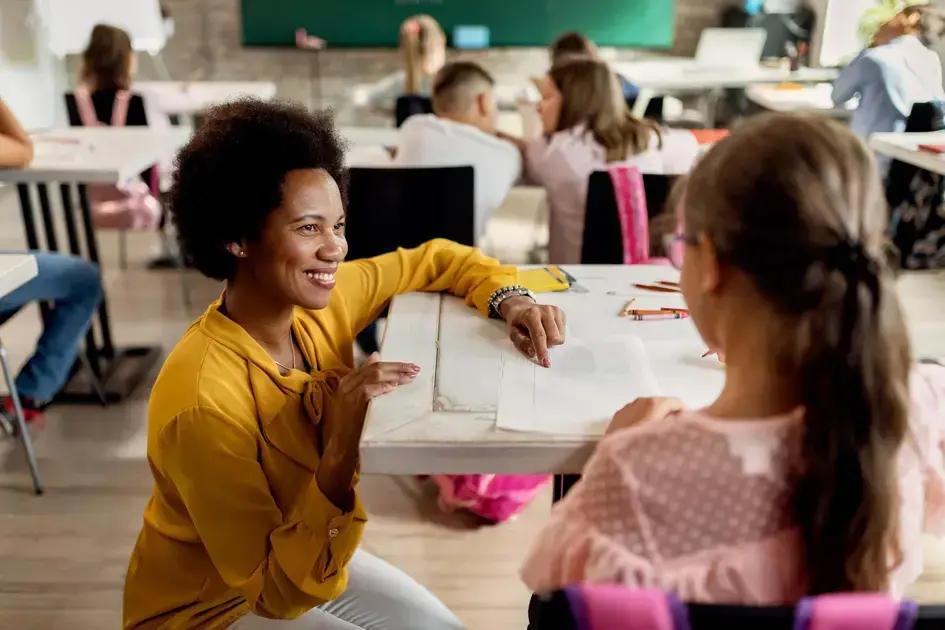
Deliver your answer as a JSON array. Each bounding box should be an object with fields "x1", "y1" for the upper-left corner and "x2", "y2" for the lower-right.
[
  {"x1": 10, "y1": 182, "x2": 161, "y2": 404},
  {"x1": 59, "y1": 184, "x2": 105, "y2": 396},
  {"x1": 552, "y1": 474, "x2": 581, "y2": 503},
  {"x1": 37, "y1": 184, "x2": 59, "y2": 253},
  {"x1": 76, "y1": 184, "x2": 114, "y2": 356},
  {"x1": 16, "y1": 184, "x2": 40, "y2": 250}
]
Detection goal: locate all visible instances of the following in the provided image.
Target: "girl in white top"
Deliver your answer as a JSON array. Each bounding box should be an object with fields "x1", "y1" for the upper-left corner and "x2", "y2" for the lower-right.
[
  {"x1": 522, "y1": 58, "x2": 699, "y2": 264},
  {"x1": 354, "y1": 15, "x2": 446, "y2": 114}
]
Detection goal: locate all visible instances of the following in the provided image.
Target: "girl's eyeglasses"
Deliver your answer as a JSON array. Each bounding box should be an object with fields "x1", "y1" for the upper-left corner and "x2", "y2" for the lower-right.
[{"x1": 662, "y1": 231, "x2": 697, "y2": 269}]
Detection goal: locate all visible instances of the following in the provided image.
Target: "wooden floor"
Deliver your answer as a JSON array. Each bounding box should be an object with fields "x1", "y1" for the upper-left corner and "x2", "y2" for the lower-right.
[{"x1": 0, "y1": 188, "x2": 550, "y2": 630}]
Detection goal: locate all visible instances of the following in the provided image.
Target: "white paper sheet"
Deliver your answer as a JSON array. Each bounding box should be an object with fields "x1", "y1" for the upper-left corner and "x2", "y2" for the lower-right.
[{"x1": 496, "y1": 335, "x2": 661, "y2": 436}]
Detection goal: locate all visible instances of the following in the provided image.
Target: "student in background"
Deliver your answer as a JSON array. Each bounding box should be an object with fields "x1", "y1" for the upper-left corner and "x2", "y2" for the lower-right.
[
  {"x1": 396, "y1": 61, "x2": 521, "y2": 241},
  {"x1": 833, "y1": 4, "x2": 945, "y2": 169},
  {"x1": 354, "y1": 15, "x2": 447, "y2": 114},
  {"x1": 67, "y1": 24, "x2": 161, "y2": 233},
  {"x1": 549, "y1": 31, "x2": 639, "y2": 103},
  {"x1": 521, "y1": 114, "x2": 945, "y2": 603},
  {"x1": 0, "y1": 97, "x2": 102, "y2": 421},
  {"x1": 520, "y1": 58, "x2": 699, "y2": 264},
  {"x1": 67, "y1": 24, "x2": 148, "y2": 129}
]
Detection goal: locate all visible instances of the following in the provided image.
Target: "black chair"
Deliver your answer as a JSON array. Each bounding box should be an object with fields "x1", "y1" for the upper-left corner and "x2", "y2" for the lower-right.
[
  {"x1": 529, "y1": 590, "x2": 945, "y2": 630},
  {"x1": 581, "y1": 171, "x2": 678, "y2": 264},
  {"x1": 394, "y1": 95, "x2": 434, "y2": 128},
  {"x1": 887, "y1": 101, "x2": 945, "y2": 269},
  {"x1": 346, "y1": 166, "x2": 475, "y2": 352}
]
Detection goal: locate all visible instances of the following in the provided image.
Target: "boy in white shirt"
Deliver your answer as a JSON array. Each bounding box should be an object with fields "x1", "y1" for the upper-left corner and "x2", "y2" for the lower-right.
[{"x1": 395, "y1": 61, "x2": 522, "y2": 242}]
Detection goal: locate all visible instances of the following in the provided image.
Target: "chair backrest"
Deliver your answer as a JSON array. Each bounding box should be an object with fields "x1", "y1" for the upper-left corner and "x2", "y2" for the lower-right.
[
  {"x1": 581, "y1": 171, "x2": 678, "y2": 264},
  {"x1": 345, "y1": 166, "x2": 475, "y2": 261},
  {"x1": 529, "y1": 588, "x2": 945, "y2": 630},
  {"x1": 395, "y1": 95, "x2": 434, "y2": 128}
]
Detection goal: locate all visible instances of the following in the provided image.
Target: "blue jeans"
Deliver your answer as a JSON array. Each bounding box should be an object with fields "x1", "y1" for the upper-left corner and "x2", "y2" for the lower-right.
[{"x1": 0, "y1": 252, "x2": 102, "y2": 403}]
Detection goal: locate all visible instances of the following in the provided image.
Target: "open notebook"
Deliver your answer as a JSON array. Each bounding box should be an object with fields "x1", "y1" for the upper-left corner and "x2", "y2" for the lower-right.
[{"x1": 496, "y1": 335, "x2": 661, "y2": 436}]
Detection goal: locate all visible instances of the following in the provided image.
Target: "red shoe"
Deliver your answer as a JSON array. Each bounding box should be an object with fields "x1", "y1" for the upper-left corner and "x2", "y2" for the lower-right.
[{"x1": 2, "y1": 396, "x2": 45, "y2": 424}]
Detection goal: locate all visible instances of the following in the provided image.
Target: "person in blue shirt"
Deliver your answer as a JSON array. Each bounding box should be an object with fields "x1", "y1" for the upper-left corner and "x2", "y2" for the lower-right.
[{"x1": 833, "y1": 4, "x2": 944, "y2": 171}]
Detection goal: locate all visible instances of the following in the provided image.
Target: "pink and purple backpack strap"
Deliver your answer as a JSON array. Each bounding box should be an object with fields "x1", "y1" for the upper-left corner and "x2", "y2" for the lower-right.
[
  {"x1": 111, "y1": 90, "x2": 131, "y2": 128},
  {"x1": 565, "y1": 585, "x2": 689, "y2": 630},
  {"x1": 607, "y1": 165, "x2": 650, "y2": 265},
  {"x1": 73, "y1": 85, "x2": 102, "y2": 128},
  {"x1": 794, "y1": 594, "x2": 918, "y2": 630}
]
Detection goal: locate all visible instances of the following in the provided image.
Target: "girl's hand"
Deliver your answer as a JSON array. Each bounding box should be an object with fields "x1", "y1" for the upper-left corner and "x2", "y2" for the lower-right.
[
  {"x1": 606, "y1": 397, "x2": 685, "y2": 435},
  {"x1": 499, "y1": 297, "x2": 566, "y2": 367}
]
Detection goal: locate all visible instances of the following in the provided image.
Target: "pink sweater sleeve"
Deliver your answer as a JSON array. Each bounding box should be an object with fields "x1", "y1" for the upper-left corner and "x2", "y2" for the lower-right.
[
  {"x1": 910, "y1": 364, "x2": 945, "y2": 533},
  {"x1": 520, "y1": 438, "x2": 652, "y2": 593}
]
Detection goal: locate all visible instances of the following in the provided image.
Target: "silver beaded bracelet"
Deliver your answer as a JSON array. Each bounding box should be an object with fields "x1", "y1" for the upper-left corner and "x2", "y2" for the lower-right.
[{"x1": 487, "y1": 285, "x2": 536, "y2": 319}]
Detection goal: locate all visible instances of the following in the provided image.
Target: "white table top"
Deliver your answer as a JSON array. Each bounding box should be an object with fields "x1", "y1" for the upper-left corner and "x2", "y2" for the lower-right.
[
  {"x1": 615, "y1": 60, "x2": 838, "y2": 91},
  {"x1": 136, "y1": 81, "x2": 277, "y2": 115},
  {"x1": 745, "y1": 83, "x2": 853, "y2": 118},
  {"x1": 339, "y1": 126, "x2": 400, "y2": 149},
  {"x1": 870, "y1": 131, "x2": 945, "y2": 176},
  {"x1": 0, "y1": 127, "x2": 190, "y2": 184},
  {"x1": 0, "y1": 254, "x2": 38, "y2": 299},
  {"x1": 362, "y1": 265, "x2": 945, "y2": 475},
  {"x1": 362, "y1": 266, "x2": 720, "y2": 475}
]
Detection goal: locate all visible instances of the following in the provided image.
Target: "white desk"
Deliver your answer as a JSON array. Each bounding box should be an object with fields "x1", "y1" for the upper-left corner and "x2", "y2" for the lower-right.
[
  {"x1": 870, "y1": 132, "x2": 945, "y2": 176},
  {"x1": 0, "y1": 127, "x2": 190, "y2": 184},
  {"x1": 615, "y1": 60, "x2": 838, "y2": 92},
  {"x1": 0, "y1": 254, "x2": 38, "y2": 299},
  {"x1": 362, "y1": 266, "x2": 945, "y2": 476},
  {"x1": 362, "y1": 266, "x2": 722, "y2": 475},
  {"x1": 745, "y1": 83, "x2": 853, "y2": 118},
  {"x1": 136, "y1": 81, "x2": 277, "y2": 116},
  {"x1": 0, "y1": 127, "x2": 190, "y2": 402}
]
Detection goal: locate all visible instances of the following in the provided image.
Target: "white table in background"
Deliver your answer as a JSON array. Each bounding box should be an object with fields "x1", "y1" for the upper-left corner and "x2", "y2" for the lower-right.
[
  {"x1": 615, "y1": 60, "x2": 838, "y2": 92},
  {"x1": 745, "y1": 83, "x2": 853, "y2": 118},
  {"x1": 362, "y1": 265, "x2": 945, "y2": 476},
  {"x1": 0, "y1": 253, "x2": 42, "y2": 494},
  {"x1": 617, "y1": 61, "x2": 838, "y2": 124},
  {"x1": 0, "y1": 127, "x2": 191, "y2": 403},
  {"x1": 136, "y1": 80, "x2": 277, "y2": 116},
  {"x1": 870, "y1": 132, "x2": 945, "y2": 176}
]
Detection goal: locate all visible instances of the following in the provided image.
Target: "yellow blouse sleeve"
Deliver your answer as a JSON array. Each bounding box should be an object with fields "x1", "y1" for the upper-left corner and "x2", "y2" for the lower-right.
[
  {"x1": 159, "y1": 406, "x2": 365, "y2": 619},
  {"x1": 336, "y1": 238, "x2": 518, "y2": 336}
]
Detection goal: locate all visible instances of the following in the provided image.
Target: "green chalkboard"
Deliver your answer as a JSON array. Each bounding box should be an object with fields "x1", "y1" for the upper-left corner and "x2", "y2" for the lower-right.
[{"x1": 240, "y1": 0, "x2": 674, "y2": 48}]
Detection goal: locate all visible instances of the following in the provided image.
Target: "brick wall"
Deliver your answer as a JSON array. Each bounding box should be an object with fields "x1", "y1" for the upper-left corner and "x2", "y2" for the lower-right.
[{"x1": 149, "y1": 0, "x2": 732, "y2": 124}]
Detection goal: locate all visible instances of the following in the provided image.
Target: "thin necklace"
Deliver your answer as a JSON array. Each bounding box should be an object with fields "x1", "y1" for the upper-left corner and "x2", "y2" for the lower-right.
[{"x1": 273, "y1": 330, "x2": 296, "y2": 373}]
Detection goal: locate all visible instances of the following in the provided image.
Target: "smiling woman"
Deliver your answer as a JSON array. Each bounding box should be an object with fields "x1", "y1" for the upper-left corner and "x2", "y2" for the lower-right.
[{"x1": 121, "y1": 99, "x2": 565, "y2": 630}]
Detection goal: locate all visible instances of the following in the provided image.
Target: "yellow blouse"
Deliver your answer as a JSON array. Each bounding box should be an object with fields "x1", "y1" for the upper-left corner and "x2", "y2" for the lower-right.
[{"x1": 123, "y1": 240, "x2": 517, "y2": 629}]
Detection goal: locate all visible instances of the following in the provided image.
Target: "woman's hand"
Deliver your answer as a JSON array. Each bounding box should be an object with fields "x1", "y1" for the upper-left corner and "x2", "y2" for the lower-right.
[
  {"x1": 499, "y1": 296, "x2": 566, "y2": 367},
  {"x1": 606, "y1": 397, "x2": 685, "y2": 435},
  {"x1": 317, "y1": 353, "x2": 419, "y2": 509}
]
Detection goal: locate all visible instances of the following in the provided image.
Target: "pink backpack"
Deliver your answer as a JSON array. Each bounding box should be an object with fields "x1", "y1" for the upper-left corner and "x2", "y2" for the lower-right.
[
  {"x1": 74, "y1": 85, "x2": 161, "y2": 230},
  {"x1": 430, "y1": 473, "x2": 549, "y2": 523},
  {"x1": 558, "y1": 587, "x2": 919, "y2": 630},
  {"x1": 608, "y1": 165, "x2": 671, "y2": 266}
]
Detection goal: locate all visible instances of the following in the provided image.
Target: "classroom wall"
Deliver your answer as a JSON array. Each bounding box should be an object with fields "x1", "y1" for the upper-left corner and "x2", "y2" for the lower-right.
[
  {"x1": 143, "y1": 0, "x2": 731, "y2": 126},
  {"x1": 0, "y1": 0, "x2": 67, "y2": 129}
]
